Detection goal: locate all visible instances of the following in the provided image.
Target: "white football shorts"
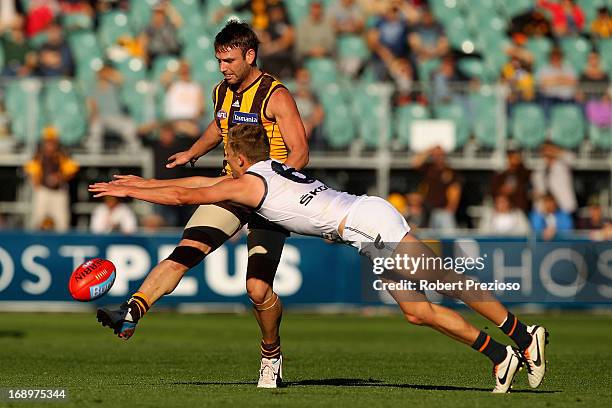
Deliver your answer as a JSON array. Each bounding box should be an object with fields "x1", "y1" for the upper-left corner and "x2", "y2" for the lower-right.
[{"x1": 341, "y1": 196, "x2": 411, "y2": 259}]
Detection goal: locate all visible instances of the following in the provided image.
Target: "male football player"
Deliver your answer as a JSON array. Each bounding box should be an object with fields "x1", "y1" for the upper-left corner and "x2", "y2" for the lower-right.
[
  {"x1": 95, "y1": 21, "x2": 308, "y2": 388},
  {"x1": 91, "y1": 124, "x2": 549, "y2": 393}
]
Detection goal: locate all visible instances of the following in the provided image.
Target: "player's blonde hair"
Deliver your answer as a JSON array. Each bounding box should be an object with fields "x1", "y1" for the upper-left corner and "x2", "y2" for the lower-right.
[{"x1": 227, "y1": 124, "x2": 271, "y2": 163}]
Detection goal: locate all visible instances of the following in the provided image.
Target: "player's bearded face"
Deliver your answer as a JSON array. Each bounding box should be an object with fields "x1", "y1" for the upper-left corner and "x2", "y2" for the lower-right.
[{"x1": 216, "y1": 47, "x2": 253, "y2": 85}]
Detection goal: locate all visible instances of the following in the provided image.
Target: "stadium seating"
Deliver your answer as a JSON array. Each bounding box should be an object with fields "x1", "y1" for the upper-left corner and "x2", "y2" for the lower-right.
[
  {"x1": 597, "y1": 39, "x2": 612, "y2": 74},
  {"x1": 321, "y1": 85, "x2": 355, "y2": 149},
  {"x1": 434, "y1": 102, "x2": 471, "y2": 148},
  {"x1": 589, "y1": 125, "x2": 612, "y2": 150},
  {"x1": 129, "y1": 0, "x2": 156, "y2": 33},
  {"x1": 550, "y1": 104, "x2": 585, "y2": 149},
  {"x1": 5, "y1": 79, "x2": 43, "y2": 144},
  {"x1": 470, "y1": 88, "x2": 499, "y2": 148},
  {"x1": 43, "y1": 80, "x2": 87, "y2": 146},
  {"x1": 304, "y1": 58, "x2": 339, "y2": 91},
  {"x1": 352, "y1": 84, "x2": 393, "y2": 148},
  {"x1": 98, "y1": 11, "x2": 133, "y2": 50},
  {"x1": 122, "y1": 81, "x2": 158, "y2": 126},
  {"x1": 395, "y1": 104, "x2": 430, "y2": 148},
  {"x1": 510, "y1": 103, "x2": 547, "y2": 149},
  {"x1": 526, "y1": 37, "x2": 553, "y2": 72},
  {"x1": 560, "y1": 36, "x2": 591, "y2": 73}
]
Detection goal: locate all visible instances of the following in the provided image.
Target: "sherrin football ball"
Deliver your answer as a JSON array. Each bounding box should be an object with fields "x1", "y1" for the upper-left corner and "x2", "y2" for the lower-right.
[{"x1": 68, "y1": 258, "x2": 116, "y2": 302}]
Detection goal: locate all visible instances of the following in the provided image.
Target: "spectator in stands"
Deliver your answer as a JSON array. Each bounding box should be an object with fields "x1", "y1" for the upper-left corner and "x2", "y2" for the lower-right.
[
  {"x1": 431, "y1": 54, "x2": 470, "y2": 104},
  {"x1": 412, "y1": 146, "x2": 462, "y2": 231},
  {"x1": 25, "y1": 0, "x2": 58, "y2": 38},
  {"x1": 505, "y1": 33, "x2": 534, "y2": 68},
  {"x1": 160, "y1": 60, "x2": 204, "y2": 138},
  {"x1": 532, "y1": 141, "x2": 578, "y2": 215},
  {"x1": 489, "y1": 148, "x2": 531, "y2": 213},
  {"x1": 86, "y1": 64, "x2": 140, "y2": 153},
  {"x1": 591, "y1": 7, "x2": 612, "y2": 39},
  {"x1": 295, "y1": 1, "x2": 336, "y2": 64},
  {"x1": 536, "y1": 48, "x2": 577, "y2": 117},
  {"x1": 142, "y1": 123, "x2": 194, "y2": 227},
  {"x1": 479, "y1": 194, "x2": 531, "y2": 236},
  {"x1": 24, "y1": 126, "x2": 79, "y2": 232},
  {"x1": 1, "y1": 14, "x2": 37, "y2": 77},
  {"x1": 585, "y1": 88, "x2": 612, "y2": 129},
  {"x1": 405, "y1": 191, "x2": 426, "y2": 230},
  {"x1": 366, "y1": 0, "x2": 410, "y2": 81},
  {"x1": 258, "y1": 3, "x2": 295, "y2": 79},
  {"x1": 0, "y1": 0, "x2": 20, "y2": 31},
  {"x1": 293, "y1": 67, "x2": 324, "y2": 143},
  {"x1": 530, "y1": 194, "x2": 574, "y2": 240},
  {"x1": 328, "y1": 0, "x2": 365, "y2": 35},
  {"x1": 226, "y1": 0, "x2": 288, "y2": 31},
  {"x1": 90, "y1": 196, "x2": 137, "y2": 234},
  {"x1": 37, "y1": 21, "x2": 74, "y2": 77},
  {"x1": 577, "y1": 198, "x2": 608, "y2": 230},
  {"x1": 139, "y1": 2, "x2": 182, "y2": 64},
  {"x1": 511, "y1": 9, "x2": 552, "y2": 37},
  {"x1": 537, "y1": 0, "x2": 585, "y2": 37},
  {"x1": 577, "y1": 51, "x2": 609, "y2": 103},
  {"x1": 502, "y1": 58, "x2": 536, "y2": 105},
  {"x1": 389, "y1": 57, "x2": 426, "y2": 106},
  {"x1": 408, "y1": 7, "x2": 448, "y2": 64}
]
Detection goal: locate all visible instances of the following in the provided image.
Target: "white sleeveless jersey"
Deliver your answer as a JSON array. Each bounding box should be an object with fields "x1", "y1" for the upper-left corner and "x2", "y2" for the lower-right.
[{"x1": 246, "y1": 160, "x2": 361, "y2": 240}]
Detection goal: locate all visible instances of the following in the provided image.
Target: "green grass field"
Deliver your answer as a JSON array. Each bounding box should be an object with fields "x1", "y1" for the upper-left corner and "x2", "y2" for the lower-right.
[{"x1": 0, "y1": 311, "x2": 611, "y2": 407}]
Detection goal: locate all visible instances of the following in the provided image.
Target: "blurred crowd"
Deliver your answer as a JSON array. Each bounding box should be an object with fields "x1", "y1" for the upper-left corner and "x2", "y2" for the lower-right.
[
  {"x1": 388, "y1": 142, "x2": 611, "y2": 240},
  {"x1": 0, "y1": 0, "x2": 609, "y2": 237}
]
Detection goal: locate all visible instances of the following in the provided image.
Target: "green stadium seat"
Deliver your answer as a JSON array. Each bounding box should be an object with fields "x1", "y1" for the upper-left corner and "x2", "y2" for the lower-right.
[
  {"x1": 596, "y1": 39, "x2": 612, "y2": 74},
  {"x1": 62, "y1": 12, "x2": 93, "y2": 31},
  {"x1": 122, "y1": 81, "x2": 158, "y2": 126},
  {"x1": 304, "y1": 58, "x2": 338, "y2": 91},
  {"x1": 501, "y1": 0, "x2": 533, "y2": 18},
  {"x1": 98, "y1": 11, "x2": 133, "y2": 50},
  {"x1": 445, "y1": 16, "x2": 473, "y2": 50},
  {"x1": 337, "y1": 35, "x2": 370, "y2": 61},
  {"x1": 285, "y1": 0, "x2": 310, "y2": 25},
  {"x1": 550, "y1": 104, "x2": 585, "y2": 149},
  {"x1": 589, "y1": 124, "x2": 611, "y2": 150},
  {"x1": 43, "y1": 80, "x2": 87, "y2": 146},
  {"x1": 395, "y1": 104, "x2": 430, "y2": 148},
  {"x1": 430, "y1": 0, "x2": 461, "y2": 24},
  {"x1": 150, "y1": 56, "x2": 180, "y2": 83},
  {"x1": 68, "y1": 31, "x2": 104, "y2": 91},
  {"x1": 577, "y1": 0, "x2": 607, "y2": 26},
  {"x1": 129, "y1": 0, "x2": 157, "y2": 32},
  {"x1": 353, "y1": 84, "x2": 393, "y2": 148},
  {"x1": 526, "y1": 37, "x2": 553, "y2": 71},
  {"x1": 560, "y1": 36, "x2": 591, "y2": 72},
  {"x1": 323, "y1": 104, "x2": 355, "y2": 149},
  {"x1": 510, "y1": 103, "x2": 547, "y2": 149},
  {"x1": 434, "y1": 102, "x2": 471, "y2": 148},
  {"x1": 416, "y1": 58, "x2": 440, "y2": 85},
  {"x1": 470, "y1": 88, "x2": 499, "y2": 148},
  {"x1": 5, "y1": 79, "x2": 43, "y2": 144},
  {"x1": 458, "y1": 58, "x2": 487, "y2": 81},
  {"x1": 204, "y1": 0, "x2": 248, "y2": 34}
]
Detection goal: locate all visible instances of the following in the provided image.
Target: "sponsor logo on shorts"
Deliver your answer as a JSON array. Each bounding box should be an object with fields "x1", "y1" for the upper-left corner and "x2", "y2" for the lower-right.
[
  {"x1": 217, "y1": 110, "x2": 228, "y2": 120},
  {"x1": 232, "y1": 111, "x2": 259, "y2": 124}
]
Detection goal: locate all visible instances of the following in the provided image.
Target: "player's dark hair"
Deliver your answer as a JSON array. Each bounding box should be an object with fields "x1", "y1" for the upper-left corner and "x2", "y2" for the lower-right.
[
  {"x1": 228, "y1": 124, "x2": 270, "y2": 163},
  {"x1": 214, "y1": 20, "x2": 259, "y2": 64}
]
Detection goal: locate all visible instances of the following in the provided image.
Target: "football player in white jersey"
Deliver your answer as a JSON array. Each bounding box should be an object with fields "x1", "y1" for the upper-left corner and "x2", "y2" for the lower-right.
[{"x1": 90, "y1": 124, "x2": 548, "y2": 393}]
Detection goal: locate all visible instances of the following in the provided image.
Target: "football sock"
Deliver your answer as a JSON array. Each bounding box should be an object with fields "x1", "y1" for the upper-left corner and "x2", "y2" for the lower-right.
[
  {"x1": 498, "y1": 312, "x2": 532, "y2": 350},
  {"x1": 127, "y1": 291, "x2": 150, "y2": 322},
  {"x1": 471, "y1": 331, "x2": 507, "y2": 365},
  {"x1": 260, "y1": 337, "x2": 281, "y2": 360}
]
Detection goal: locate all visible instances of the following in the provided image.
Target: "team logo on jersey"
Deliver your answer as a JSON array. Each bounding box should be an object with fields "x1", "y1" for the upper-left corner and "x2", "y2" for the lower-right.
[
  {"x1": 217, "y1": 110, "x2": 228, "y2": 120},
  {"x1": 232, "y1": 100, "x2": 240, "y2": 108},
  {"x1": 299, "y1": 184, "x2": 330, "y2": 206},
  {"x1": 233, "y1": 111, "x2": 259, "y2": 124}
]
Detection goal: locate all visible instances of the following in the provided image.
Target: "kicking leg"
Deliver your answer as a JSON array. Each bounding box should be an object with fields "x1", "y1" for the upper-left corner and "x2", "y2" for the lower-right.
[{"x1": 97, "y1": 204, "x2": 243, "y2": 339}]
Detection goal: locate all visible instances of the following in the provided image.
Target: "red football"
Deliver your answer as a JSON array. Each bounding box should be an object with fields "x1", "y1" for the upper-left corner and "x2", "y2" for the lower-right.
[{"x1": 68, "y1": 258, "x2": 116, "y2": 302}]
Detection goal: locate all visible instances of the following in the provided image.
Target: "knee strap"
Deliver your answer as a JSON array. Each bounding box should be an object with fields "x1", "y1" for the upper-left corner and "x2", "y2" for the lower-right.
[
  {"x1": 166, "y1": 246, "x2": 206, "y2": 269},
  {"x1": 252, "y1": 292, "x2": 279, "y2": 312},
  {"x1": 183, "y1": 226, "x2": 230, "y2": 252}
]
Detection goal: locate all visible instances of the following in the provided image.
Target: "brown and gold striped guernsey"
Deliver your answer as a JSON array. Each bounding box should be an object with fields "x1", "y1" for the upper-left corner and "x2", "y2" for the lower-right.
[{"x1": 213, "y1": 72, "x2": 288, "y2": 174}]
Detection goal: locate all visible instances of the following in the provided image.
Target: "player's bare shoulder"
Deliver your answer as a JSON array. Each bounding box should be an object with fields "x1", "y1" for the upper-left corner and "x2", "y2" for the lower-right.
[{"x1": 264, "y1": 85, "x2": 299, "y2": 121}]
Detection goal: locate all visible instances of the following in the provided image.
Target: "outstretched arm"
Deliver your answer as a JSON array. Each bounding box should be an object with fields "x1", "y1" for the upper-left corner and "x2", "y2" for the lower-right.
[
  {"x1": 89, "y1": 175, "x2": 264, "y2": 208},
  {"x1": 111, "y1": 174, "x2": 230, "y2": 188}
]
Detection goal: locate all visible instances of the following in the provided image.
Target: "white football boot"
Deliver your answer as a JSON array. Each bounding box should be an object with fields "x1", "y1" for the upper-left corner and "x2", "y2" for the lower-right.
[
  {"x1": 257, "y1": 354, "x2": 283, "y2": 388},
  {"x1": 522, "y1": 325, "x2": 549, "y2": 388},
  {"x1": 492, "y1": 346, "x2": 523, "y2": 393}
]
